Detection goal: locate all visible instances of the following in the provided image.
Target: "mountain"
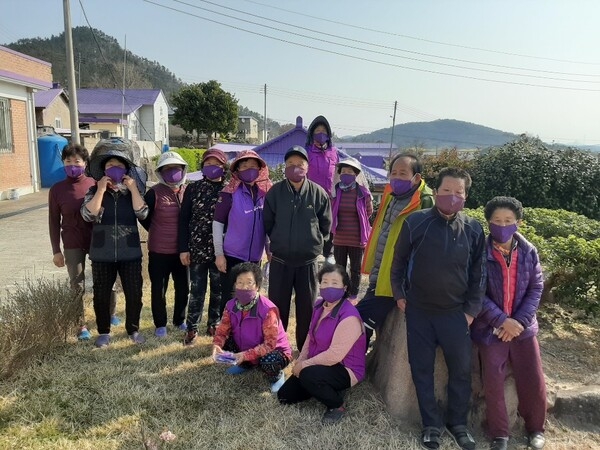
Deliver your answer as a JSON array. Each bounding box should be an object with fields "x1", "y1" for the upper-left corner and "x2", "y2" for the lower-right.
[{"x1": 346, "y1": 119, "x2": 519, "y2": 149}]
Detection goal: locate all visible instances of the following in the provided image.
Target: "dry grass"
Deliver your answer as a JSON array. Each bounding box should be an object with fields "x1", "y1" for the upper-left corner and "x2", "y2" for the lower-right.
[{"x1": 0, "y1": 280, "x2": 598, "y2": 449}]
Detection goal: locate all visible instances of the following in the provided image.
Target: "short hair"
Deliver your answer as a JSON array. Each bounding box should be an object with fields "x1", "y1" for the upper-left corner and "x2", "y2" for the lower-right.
[
  {"x1": 484, "y1": 196, "x2": 524, "y2": 221},
  {"x1": 103, "y1": 155, "x2": 129, "y2": 170},
  {"x1": 435, "y1": 167, "x2": 472, "y2": 194},
  {"x1": 317, "y1": 264, "x2": 351, "y2": 299},
  {"x1": 231, "y1": 262, "x2": 263, "y2": 289},
  {"x1": 61, "y1": 144, "x2": 89, "y2": 163},
  {"x1": 390, "y1": 153, "x2": 422, "y2": 175}
]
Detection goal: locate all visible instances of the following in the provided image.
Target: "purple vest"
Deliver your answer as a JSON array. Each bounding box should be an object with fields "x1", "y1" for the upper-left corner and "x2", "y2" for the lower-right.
[
  {"x1": 226, "y1": 295, "x2": 292, "y2": 359},
  {"x1": 308, "y1": 299, "x2": 367, "y2": 382},
  {"x1": 148, "y1": 183, "x2": 184, "y2": 254},
  {"x1": 331, "y1": 183, "x2": 372, "y2": 247},
  {"x1": 223, "y1": 184, "x2": 266, "y2": 262}
]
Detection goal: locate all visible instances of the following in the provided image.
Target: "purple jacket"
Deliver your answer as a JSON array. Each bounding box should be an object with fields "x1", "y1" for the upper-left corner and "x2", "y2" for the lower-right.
[
  {"x1": 306, "y1": 144, "x2": 339, "y2": 195},
  {"x1": 226, "y1": 295, "x2": 292, "y2": 356},
  {"x1": 331, "y1": 183, "x2": 372, "y2": 247},
  {"x1": 308, "y1": 299, "x2": 367, "y2": 382},
  {"x1": 223, "y1": 184, "x2": 266, "y2": 262},
  {"x1": 471, "y1": 233, "x2": 544, "y2": 346}
]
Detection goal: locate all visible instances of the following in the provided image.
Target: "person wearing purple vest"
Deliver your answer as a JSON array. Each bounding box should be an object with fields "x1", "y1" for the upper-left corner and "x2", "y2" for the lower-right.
[
  {"x1": 140, "y1": 152, "x2": 189, "y2": 338},
  {"x1": 213, "y1": 151, "x2": 272, "y2": 311},
  {"x1": 212, "y1": 263, "x2": 292, "y2": 393},
  {"x1": 278, "y1": 264, "x2": 366, "y2": 425},
  {"x1": 471, "y1": 197, "x2": 546, "y2": 450}
]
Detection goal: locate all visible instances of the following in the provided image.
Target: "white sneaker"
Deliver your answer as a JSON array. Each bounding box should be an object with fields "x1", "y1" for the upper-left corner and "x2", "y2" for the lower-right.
[{"x1": 325, "y1": 255, "x2": 336, "y2": 265}]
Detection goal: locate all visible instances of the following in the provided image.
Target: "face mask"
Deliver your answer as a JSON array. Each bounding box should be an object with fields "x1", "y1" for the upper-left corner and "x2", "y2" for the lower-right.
[
  {"x1": 105, "y1": 166, "x2": 127, "y2": 184},
  {"x1": 390, "y1": 178, "x2": 413, "y2": 196},
  {"x1": 202, "y1": 165, "x2": 224, "y2": 180},
  {"x1": 235, "y1": 288, "x2": 258, "y2": 306},
  {"x1": 238, "y1": 168, "x2": 259, "y2": 183},
  {"x1": 161, "y1": 167, "x2": 184, "y2": 184},
  {"x1": 313, "y1": 132, "x2": 329, "y2": 145},
  {"x1": 489, "y1": 223, "x2": 518, "y2": 243},
  {"x1": 436, "y1": 194, "x2": 465, "y2": 216},
  {"x1": 285, "y1": 165, "x2": 307, "y2": 183},
  {"x1": 340, "y1": 174, "x2": 356, "y2": 186},
  {"x1": 64, "y1": 165, "x2": 85, "y2": 179},
  {"x1": 320, "y1": 287, "x2": 346, "y2": 303}
]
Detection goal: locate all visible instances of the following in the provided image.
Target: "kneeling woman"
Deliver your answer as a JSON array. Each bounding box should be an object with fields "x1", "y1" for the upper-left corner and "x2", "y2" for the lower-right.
[
  {"x1": 212, "y1": 262, "x2": 292, "y2": 393},
  {"x1": 277, "y1": 264, "x2": 366, "y2": 425}
]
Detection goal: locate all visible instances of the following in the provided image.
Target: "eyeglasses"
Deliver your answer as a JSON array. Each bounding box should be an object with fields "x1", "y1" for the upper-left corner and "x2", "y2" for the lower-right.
[{"x1": 235, "y1": 281, "x2": 256, "y2": 289}]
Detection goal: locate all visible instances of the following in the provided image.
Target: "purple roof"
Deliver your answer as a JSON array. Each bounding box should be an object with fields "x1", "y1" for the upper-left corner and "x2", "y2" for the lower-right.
[
  {"x1": 34, "y1": 88, "x2": 66, "y2": 108},
  {"x1": 355, "y1": 154, "x2": 386, "y2": 169},
  {"x1": 77, "y1": 89, "x2": 162, "y2": 115},
  {"x1": 336, "y1": 142, "x2": 398, "y2": 157},
  {"x1": 254, "y1": 116, "x2": 308, "y2": 167}
]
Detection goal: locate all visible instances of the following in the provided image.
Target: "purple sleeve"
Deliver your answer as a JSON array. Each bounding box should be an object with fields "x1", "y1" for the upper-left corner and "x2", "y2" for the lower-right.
[
  {"x1": 213, "y1": 192, "x2": 233, "y2": 224},
  {"x1": 512, "y1": 248, "x2": 543, "y2": 328}
]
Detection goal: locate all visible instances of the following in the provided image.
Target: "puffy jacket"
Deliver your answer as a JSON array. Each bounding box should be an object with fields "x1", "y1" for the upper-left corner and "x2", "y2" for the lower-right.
[{"x1": 471, "y1": 233, "x2": 544, "y2": 345}]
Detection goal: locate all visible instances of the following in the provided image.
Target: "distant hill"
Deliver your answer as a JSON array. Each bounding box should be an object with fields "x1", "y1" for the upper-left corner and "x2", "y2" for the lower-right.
[{"x1": 347, "y1": 119, "x2": 519, "y2": 149}]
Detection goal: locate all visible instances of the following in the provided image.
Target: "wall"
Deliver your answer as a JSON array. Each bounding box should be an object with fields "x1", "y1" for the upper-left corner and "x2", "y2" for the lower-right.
[
  {"x1": 41, "y1": 96, "x2": 70, "y2": 129},
  {"x1": 0, "y1": 98, "x2": 31, "y2": 198}
]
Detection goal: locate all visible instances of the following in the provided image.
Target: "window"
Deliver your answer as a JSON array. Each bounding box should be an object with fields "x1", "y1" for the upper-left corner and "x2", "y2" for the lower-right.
[
  {"x1": 0, "y1": 97, "x2": 13, "y2": 154},
  {"x1": 54, "y1": 117, "x2": 62, "y2": 128}
]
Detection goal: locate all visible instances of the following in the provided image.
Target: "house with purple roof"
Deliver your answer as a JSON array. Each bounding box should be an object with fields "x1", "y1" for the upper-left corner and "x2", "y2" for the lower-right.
[
  {"x1": 77, "y1": 88, "x2": 170, "y2": 151},
  {"x1": 34, "y1": 83, "x2": 70, "y2": 132},
  {"x1": 335, "y1": 142, "x2": 398, "y2": 163}
]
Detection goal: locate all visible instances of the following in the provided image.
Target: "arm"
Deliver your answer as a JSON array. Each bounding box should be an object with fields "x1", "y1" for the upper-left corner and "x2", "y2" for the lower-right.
[
  {"x1": 239, "y1": 308, "x2": 280, "y2": 362},
  {"x1": 317, "y1": 191, "x2": 332, "y2": 242},
  {"x1": 366, "y1": 193, "x2": 374, "y2": 218},
  {"x1": 122, "y1": 175, "x2": 148, "y2": 219},
  {"x1": 212, "y1": 221, "x2": 226, "y2": 272},
  {"x1": 82, "y1": 177, "x2": 109, "y2": 219},
  {"x1": 263, "y1": 189, "x2": 275, "y2": 236},
  {"x1": 390, "y1": 221, "x2": 413, "y2": 303},
  {"x1": 138, "y1": 189, "x2": 155, "y2": 231},
  {"x1": 178, "y1": 185, "x2": 193, "y2": 265},
  {"x1": 511, "y1": 247, "x2": 543, "y2": 328},
  {"x1": 48, "y1": 187, "x2": 62, "y2": 257},
  {"x1": 212, "y1": 308, "x2": 232, "y2": 350},
  {"x1": 464, "y1": 224, "x2": 487, "y2": 319}
]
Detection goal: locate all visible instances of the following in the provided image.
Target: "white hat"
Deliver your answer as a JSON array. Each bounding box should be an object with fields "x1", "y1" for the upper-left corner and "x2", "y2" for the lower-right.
[{"x1": 156, "y1": 151, "x2": 188, "y2": 171}]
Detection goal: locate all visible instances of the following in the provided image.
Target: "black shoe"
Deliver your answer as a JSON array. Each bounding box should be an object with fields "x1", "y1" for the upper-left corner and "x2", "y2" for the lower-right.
[
  {"x1": 528, "y1": 432, "x2": 545, "y2": 449},
  {"x1": 490, "y1": 437, "x2": 509, "y2": 450},
  {"x1": 206, "y1": 325, "x2": 217, "y2": 337},
  {"x1": 446, "y1": 424, "x2": 476, "y2": 450},
  {"x1": 420, "y1": 426, "x2": 442, "y2": 450},
  {"x1": 321, "y1": 406, "x2": 346, "y2": 425}
]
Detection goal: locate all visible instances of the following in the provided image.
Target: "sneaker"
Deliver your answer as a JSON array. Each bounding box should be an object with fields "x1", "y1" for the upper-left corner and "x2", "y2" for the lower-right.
[
  {"x1": 110, "y1": 315, "x2": 121, "y2": 326},
  {"x1": 528, "y1": 432, "x2": 545, "y2": 449},
  {"x1": 154, "y1": 326, "x2": 167, "y2": 338},
  {"x1": 183, "y1": 330, "x2": 197, "y2": 346},
  {"x1": 270, "y1": 371, "x2": 285, "y2": 393},
  {"x1": 226, "y1": 365, "x2": 249, "y2": 375},
  {"x1": 446, "y1": 424, "x2": 476, "y2": 450},
  {"x1": 491, "y1": 437, "x2": 509, "y2": 450},
  {"x1": 177, "y1": 323, "x2": 187, "y2": 331},
  {"x1": 421, "y1": 426, "x2": 442, "y2": 450},
  {"x1": 325, "y1": 255, "x2": 336, "y2": 265},
  {"x1": 77, "y1": 326, "x2": 91, "y2": 341},
  {"x1": 321, "y1": 406, "x2": 346, "y2": 425},
  {"x1": 129, "y1": 332, "x2": 146, "y2": 344},
  {"x1": 94, "y1": 334, "x2": 110, "y2": 348}
]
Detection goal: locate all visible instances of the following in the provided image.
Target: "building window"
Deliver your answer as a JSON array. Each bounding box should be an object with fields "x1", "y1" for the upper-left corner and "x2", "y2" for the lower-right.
[
  {"x1": 54, "y1": 117, "x2": 62, "y2": 128},
  {"x1": 0, "y1": 97, "x2": 13, "y2": 154}
]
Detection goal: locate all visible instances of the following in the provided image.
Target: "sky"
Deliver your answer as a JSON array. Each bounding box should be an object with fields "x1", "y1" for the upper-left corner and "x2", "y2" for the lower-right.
[{"x1": 2, "y1": 0, "x2": 600, "y2": 146}]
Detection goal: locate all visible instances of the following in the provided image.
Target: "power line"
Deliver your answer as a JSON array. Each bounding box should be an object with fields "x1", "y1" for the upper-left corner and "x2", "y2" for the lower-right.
[
  {"x1": 239, "y1": 0, "x2": 600, "y2": 67},
  {"x1": 142, "y1": 0, "x2": 600, "y2": 92}
]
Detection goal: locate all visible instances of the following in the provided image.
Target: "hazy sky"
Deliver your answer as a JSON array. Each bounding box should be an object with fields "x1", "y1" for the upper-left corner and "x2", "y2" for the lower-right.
[{"x1": 2, "y1": 0, "x2": 600, "y2": 145}]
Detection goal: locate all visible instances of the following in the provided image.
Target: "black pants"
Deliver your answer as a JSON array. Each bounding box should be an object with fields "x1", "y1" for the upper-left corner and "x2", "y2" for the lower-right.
[
  {"x1": 92, "y1": 259, "x2": 143, "y2": 335},
  {"x1": 148, "y1": 252, "x2": 189, "y2": 328},
  {"x1": 219, "y1": 255, "x2": 256, "y2": 315},
  {"x1": 187, "y1": 261, "x2": 222, "y2": 330},
  {"x1": 356, "y1": 284, "x2": 396, "y2": 344},
  {"x1": 268, "y1": 259, "x2": 318, "y2": 350},
  {"x1": 332, "y1": 245, "x2": 364, "y2": 296},
  {"x1": 224, "y1": 338, "x2": 290, "y2": 382},
  {"x1": 277, "y1": 364, "x2": 351, "y2": 409},
  {"x1": 406, "y1": 305, "x2": 473, "y2": 428}
]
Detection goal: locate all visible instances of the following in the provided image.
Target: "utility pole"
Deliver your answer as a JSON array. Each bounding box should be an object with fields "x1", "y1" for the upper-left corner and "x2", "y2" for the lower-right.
[
  {"x1": 388, "y1": 100, "x2": 397, "y2": 167},
  {"x1": 63, "y1": 0, "x2": 80, "y2": 144},
  {"x1": 77, "y1": 52, "x2": 81, "y2": 89},
  {"x1": 263, "y1": 83, "x2": 267, "y2": 143},
  {"x1": 121, "y1": 35, "x2": 127, "y2": 138}
]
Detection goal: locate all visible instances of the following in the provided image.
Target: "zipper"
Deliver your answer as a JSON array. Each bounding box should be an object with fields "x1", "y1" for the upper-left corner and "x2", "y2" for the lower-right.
[
  {"x1": 248, "y1": 188, "x2": 256, "y2": 261},
  {"x1": 113, "y1": 194, "x2": 118, "y2": 262}
]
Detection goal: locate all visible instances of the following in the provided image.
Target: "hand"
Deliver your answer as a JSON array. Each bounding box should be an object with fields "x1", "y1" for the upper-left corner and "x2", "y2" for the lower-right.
[
  {"x1": 292, "y1": 361, "x2": 303, "y2": 377},
  {"x1": 499, "y1": 318, "x2": 524, "y2": 340},
  {"x1": 464, "y1": 313, "x2": 474, "y2": 326},
  {"x1": 496, "y1": 327, "x2": 514, "y2": 342},
  {"x1": 233, "y1": 352, "x2": 244, "y2": 365},
  {"x1": 266, "y1": 252, "x2": 272, "y2": 263},
  {"x1": 212, "y1": 345, "x2": 223, "y2": 358},
  {"x1": 215, "y1": 255, "x2": 227, "y2": 273},
  {"x1": 396, "y1": 298, "x2": 406, "y2": 312},
  {"x1": 180, "y1": 252, "x2": 191, "y2": 266},
  {"x1": 52, "y1": 252, "x2": 65, "y2": 268},
  {"x1": 96, "y1": 176, "x2": 110, "y2": 193},
  {"x1": 122, "y1": 175, "x2": 136, "y2": 191}
]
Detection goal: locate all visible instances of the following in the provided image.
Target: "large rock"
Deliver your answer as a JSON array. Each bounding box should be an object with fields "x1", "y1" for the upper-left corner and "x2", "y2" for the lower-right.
[
  {"x1": 550, "y1": 386, "x2": 600, "y2": 430},
  {"x1": 367, "y1": 308, "x2": 521, "y2": 432}
]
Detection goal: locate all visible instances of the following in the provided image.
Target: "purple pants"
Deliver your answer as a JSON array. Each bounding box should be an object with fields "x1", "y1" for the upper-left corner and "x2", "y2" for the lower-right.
[{"x1": 479, "y1": 336, "x2": 547, "y2": 437}]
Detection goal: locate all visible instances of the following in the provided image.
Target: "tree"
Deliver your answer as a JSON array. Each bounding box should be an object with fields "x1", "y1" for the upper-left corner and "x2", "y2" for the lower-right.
[{"x1": 171, "y1": 81, "x2": 238, "y2": 148}]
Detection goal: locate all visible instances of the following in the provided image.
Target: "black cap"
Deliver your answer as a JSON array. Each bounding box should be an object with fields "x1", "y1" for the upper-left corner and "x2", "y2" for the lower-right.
[{"x1": 284, "y1": 145, "x2": 308, "y2": 162}]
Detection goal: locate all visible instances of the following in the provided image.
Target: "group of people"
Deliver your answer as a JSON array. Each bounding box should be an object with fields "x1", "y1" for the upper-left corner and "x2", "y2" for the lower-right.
[{"x1": 48, "y1": 116, "x2": 546, "y2": 450}]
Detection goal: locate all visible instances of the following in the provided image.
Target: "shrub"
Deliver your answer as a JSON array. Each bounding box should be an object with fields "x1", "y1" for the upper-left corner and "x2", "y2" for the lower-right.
[{"x1": 0, "y1": 278, "x2": 80, "y2": 379}]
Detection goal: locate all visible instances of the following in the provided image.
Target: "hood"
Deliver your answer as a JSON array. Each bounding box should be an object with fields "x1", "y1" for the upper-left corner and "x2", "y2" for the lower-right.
[{"x1": 306, "y1": 115, "x2": 333, "y2": 147}]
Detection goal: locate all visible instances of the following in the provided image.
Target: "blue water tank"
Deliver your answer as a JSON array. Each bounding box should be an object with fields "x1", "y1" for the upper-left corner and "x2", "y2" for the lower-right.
[
  {"x1": 38, "y1": 134, "x2": 68, "y2": 187},
  {"x1": 162, "y1": 144, "x2": 170, "y2": 153}
]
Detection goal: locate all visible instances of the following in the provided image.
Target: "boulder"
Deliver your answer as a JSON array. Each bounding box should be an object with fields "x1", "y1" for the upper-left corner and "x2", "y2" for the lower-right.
[{"x1": 550, "y1": 385, "x2": 600, "y2": 430}]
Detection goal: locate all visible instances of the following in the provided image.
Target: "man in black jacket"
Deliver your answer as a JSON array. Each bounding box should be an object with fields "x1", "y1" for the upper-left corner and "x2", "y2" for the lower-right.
[
  {"x1": 264, "y1": 145, "x2": 332, "y2": 350},
  {"x1": 391, "y1": 167, "x2": 486, "y2": 450}
]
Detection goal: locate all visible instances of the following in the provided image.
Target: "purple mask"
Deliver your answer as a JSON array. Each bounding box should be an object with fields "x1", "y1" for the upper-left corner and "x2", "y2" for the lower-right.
[
  {"x1": 489, "y1": 223, "x2": 518, "y2": 244},
  {"x1": 105, "y1": 166, "x2": 127, "y2": 184},
  {"x1": 64, "y1": 165, "x2": 85, "y2": 179},
  {"x1": 238, "y1": 168, "x2": 259, "y2": 183},
  {"x1": 436, "y1": 194, "x2": 465, "y2": 216},
  {"x1": 320, "y1": 287, "x2": 346, "y2": 303},
  {"x1": 313, "y1": 132, "x2": 329, "y2": 145},
  {"x1": 390, "y1": 178, "x2": 413, "y2": 196},
  {"x1": 340, "y1": 174, "x2": 356, "y2": 186},
  {"x1": 235, "y1": 288, "x2": 258, "y2": 306},
  {"x1": 161, "y1": 167, "x2": 184, "y2": 184},
  {"x1": 202, "y1": 165, "x2": 224, "y2": 180},
  {"x1": 285, "y1": 165, "x2": 307, "y2": 183}
]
